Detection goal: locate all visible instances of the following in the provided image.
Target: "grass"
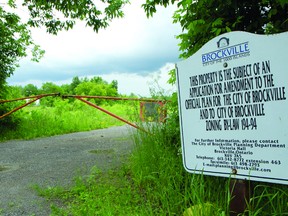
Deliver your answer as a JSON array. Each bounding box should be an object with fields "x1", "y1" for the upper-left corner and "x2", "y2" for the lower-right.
[
  {"x1": 245, "y1": 183, "x2": 288, "y2": 215},
  {"x1": 1, "y1": 100, "x2": 287, "y2": 215},
  {"x1": 0, "y1": 165, "x2": 9, "y2": 172},
  {"x1": 0, "y1": 100, "x2": 133, "y2": 141},
  {"x1": 33, "y1": 121, "x2": 288, "y2": 215},
  {"x1": 33, "y1": 166, "x2": 148, "y2": 216},
  {"x1": 88, "y1": 149, "x2": 115, "y2": 154}
]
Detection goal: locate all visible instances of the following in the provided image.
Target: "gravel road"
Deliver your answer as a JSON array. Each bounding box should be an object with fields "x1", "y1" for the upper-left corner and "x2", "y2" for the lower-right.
[{"x1": 0, "y1": 125, "x2": 135, "y2": 216}]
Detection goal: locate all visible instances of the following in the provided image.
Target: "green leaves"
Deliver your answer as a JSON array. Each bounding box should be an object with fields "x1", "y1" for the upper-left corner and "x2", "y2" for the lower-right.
[
  {"x1": 144, "y1": 0, "x2": 288, "y2": 58},
  {"x1": 22, "y1": 0, "x2": 129, "y2": 34},
  {"x1": 142, "y1": 0, "x2": 175, "y2": 17},
  {"x1": 0, "y1": 7, "x2": 44, "y2": 88},
  {"x1": 211, "y1": 18, "x2": 223, "y2": 28},
  {"x1": 75, "y1": 78, "x2": 117, "y2": 98},
  {"x1": 276, "y1": 0, "x2": 288, "y2": 8},
  {"x1": 7, "y1": 0, "x2": 16, "y2": 8},
  {"x1": 0, "y1": 0, "x2": 130, "y2": 93}
]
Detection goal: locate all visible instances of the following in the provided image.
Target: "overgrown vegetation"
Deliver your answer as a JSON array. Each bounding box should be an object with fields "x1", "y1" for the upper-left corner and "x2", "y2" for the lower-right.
[
  {"x1": 144, "y1": 0, "x2": 288, "y2": 58},
  {"x1": 1, "y1": 1, "x2": 288, "y2": 215},
  {"x1": 0, "y1": 102, "x2": 129, "y2": 141},
  {"x1": 0, "y1": 76, "x2": 134, "y2": 141},
  {"x1": 1, "y1": 80, "x2": 287, "y2": 215},
  {"x1": 0, "y1": 84, "x2": 23, "y2": 134},
  {"x1": 33, "y1": 118, "x2": 288, "y2": 215}
]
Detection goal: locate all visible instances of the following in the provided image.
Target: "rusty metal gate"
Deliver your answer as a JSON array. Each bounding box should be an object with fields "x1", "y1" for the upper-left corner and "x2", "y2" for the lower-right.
[{"x1": 0, "y1": 93, "x2": 169, "y2": 133}]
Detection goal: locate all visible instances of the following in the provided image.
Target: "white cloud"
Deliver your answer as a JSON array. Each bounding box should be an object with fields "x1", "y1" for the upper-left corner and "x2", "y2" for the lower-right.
[
  {"x1": 10, "y1": 63, "x2": 176, "y2": 97},
  {"x1": 26, "y1": 1, "x2": 180, "y2": 65},
  {"x1": 100, "y1": 63, "x2": 176, "y2": 96},
  {"x1": 8, "y1": 1, "x2": 181, "y2": 96}
]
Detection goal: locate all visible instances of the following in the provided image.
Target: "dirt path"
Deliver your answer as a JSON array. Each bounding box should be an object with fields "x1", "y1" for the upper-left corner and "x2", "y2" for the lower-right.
[{"x1": 0, "y1": 125, "x2": 135, "y2": 216}]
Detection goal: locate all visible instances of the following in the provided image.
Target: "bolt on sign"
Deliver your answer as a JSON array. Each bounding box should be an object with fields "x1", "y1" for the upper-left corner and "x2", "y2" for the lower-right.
[{"x1": 176, "y1": 31, "x2": 288, "y2": 185}]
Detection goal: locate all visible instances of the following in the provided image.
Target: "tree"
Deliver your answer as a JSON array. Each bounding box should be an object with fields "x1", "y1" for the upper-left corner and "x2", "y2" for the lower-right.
[
  {"x1": 0, "y1": 1, "x2": 119, "y2": 129},
  {"x1": 110, "y1": 80, "x2": 118, "y2": 92},
  {"x1": 143, "y1": 0, "x2": 288, "y2": 58},
  {"x1": 21, "y1": 0, "x2": 129, "y2": 34},
  {"x1": 0, "y1": 0, "x2": 128, "y2": 92},
  {"x1": 40, "y1": 82, "x2": 63, "y2": 106},
  {"x1": 2, "y1": 0, "x2": 287, "y2": 129},
  {"x1": 41, "y1": 82, "x2": 63, "y2": 94},
  {"x1": 90, "y1": 76, "x2": 107, "y2": 85},
  {"x1": 1, "y1": 0, "x2": 128, "y2": 129},
  {"x1": 0, "y1": 6, "x2": 44, "y2": 93},
  {"x1": 23, "y1": 84, "x2": 39, "y2": 96},
  {"x1": 142, "y1": 0, "x2": 288, "y2": 151},
  {"x1": 0, "y1": 84, "x2": 23, "y2": 133},
  {"x1": 70, "y1": 76, "x2": 82, "y2": 94},
  {"x1": 73, "y1": 77, "x2": 118, "y2": 104},
  {"x1": 0, "y1": 4, "x2": 43, "y2": 129},
  {"x1": 2, "y1": 0, "x2": 287, "y2": 92},
  {"x1": 61, "y1": 84, "x2": 72, "y2": 95}
]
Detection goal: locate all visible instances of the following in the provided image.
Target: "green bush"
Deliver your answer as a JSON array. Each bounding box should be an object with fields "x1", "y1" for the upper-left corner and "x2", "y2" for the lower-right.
[
  {"x1": 0, "y1": 85, "x2": 23, "y2": 134},
  {"x1": 0, "y1": 100, "x2": 131, "y2": 141}
]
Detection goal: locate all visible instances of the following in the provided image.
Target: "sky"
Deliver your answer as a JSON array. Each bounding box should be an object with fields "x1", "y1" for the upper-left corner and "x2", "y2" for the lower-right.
[{"x1": 7, "y1": 1, "x2": 182, "y2": 96}]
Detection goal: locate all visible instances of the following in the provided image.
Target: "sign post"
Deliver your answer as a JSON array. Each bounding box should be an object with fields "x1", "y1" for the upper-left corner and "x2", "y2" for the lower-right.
[{"x1": 176, "y1": 31, "x2": 288, "y2": 213}]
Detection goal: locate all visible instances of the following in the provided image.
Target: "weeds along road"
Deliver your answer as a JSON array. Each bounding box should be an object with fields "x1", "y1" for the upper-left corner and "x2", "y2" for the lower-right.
[{"x1": 0, "y1": 125, "x2": 135, "y2": 216}]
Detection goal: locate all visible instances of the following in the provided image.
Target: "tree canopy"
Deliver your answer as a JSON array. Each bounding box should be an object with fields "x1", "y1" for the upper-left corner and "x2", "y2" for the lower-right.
[
  {"x1": 1, "y1": 0, "x2": 288, "y2": 131},
  {"x1": 0, "y1": 0, "x2": 128, "y2": 92},
  {"x1": 20, "y1": 0, "x2": 128, "y2": 34},
  {"x1": 1, "y1": 0, "x2": 288, "y2": 90},
  {"x1": 0, "y1": 6, "x2": 43, "y2": 91},
  {"x1": 143, "y1": 0, "x2": 288, "y2": 58}
]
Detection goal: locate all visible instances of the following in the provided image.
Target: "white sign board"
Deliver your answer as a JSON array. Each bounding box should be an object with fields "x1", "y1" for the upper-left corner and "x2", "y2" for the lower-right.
[{"x1": 176, "y1": 31, "x2": 288, "y2": 185}]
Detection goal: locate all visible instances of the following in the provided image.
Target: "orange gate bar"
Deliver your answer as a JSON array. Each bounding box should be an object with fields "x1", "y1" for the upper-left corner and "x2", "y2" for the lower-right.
[
  {"x1": 0, "y1": 93, "x2": 60, "y2": 119},
  {"x1": 74, "y1": 96, "x2": 149, "y2": 133},
  {"x1": 1, "y1": 93, "x2": 169, "y2": 133},
  {"x1": 62, "y1": 95, "x2": 170, "y2": 133},
  {"x1": 62, "y1": 95, "x2": 168, "y2": 103}
]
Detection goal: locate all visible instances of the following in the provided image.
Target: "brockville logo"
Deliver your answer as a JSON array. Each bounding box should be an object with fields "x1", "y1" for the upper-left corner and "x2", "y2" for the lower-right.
[
  {"x1": 202, "y1": 37, "x2": 250, "y2": 64},
  {"x1": 217, "y1": 37, "x2": 229, "y2": 48}
]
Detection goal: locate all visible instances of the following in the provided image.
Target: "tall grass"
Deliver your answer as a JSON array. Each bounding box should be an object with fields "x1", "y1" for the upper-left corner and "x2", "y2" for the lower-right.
[
  {"x1": 132, "y1": 122, "x2": 288, "y2": 215},
  {"x1": 35, "y1": 118, "x2": 288, "y2": 215},
  {"x1": 129, "y1": 122, "x2": 230, "y2": 215},
  {"x1": 246, "y1": 183, "x2": 288, "y2": 215},
  {"x1": 0, "y1": 100, "x2": 133, "y2": 141},
  {"x1": 5, "y1": 99, "x2": 287, "y2": 215}
]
